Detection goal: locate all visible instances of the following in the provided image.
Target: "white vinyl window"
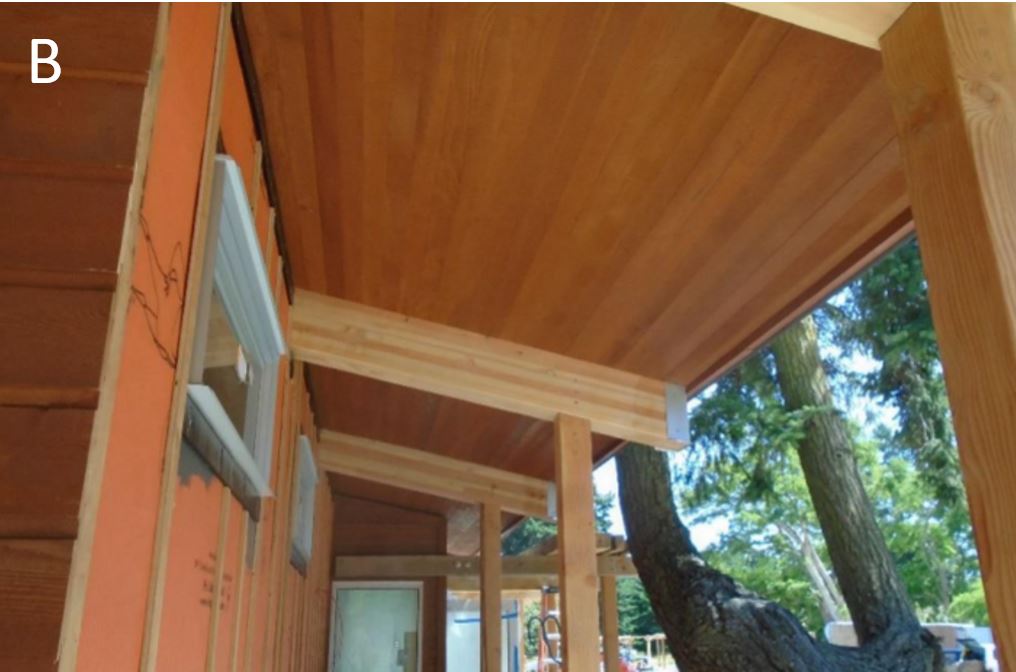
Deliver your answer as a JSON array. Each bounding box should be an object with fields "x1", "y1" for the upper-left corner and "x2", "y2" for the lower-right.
[
  {"x1": 291, "y1": 435, "x2": 319, "y2": 572},
  {"x1": 184, "y1": 155, "x2": 285, "y2": 506}
]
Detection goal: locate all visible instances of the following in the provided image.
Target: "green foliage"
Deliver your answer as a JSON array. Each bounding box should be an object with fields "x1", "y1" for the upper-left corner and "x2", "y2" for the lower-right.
[
  {"x1": 617, "y1": 578, "x2": 660, "y2": 636},
  {"x1": 950, "y1": 583, "x2": 989, "y2": 625},
  {"x1": 502, "y1": 489, "x2": 615, "y2": 555},
  {"x1": 679, "y1": 240, "x2": 987, "y2": 630},
  {"x1": 834, "y1": 239, "x2": 963, "y2": 506}
]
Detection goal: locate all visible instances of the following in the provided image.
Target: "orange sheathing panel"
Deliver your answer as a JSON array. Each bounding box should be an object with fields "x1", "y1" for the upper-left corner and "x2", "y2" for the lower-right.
[
  {"x1": 75, "y1": 7, "x2": 220, "y2": 671},
  {"x1": 215, "y1": 499, "x2": 244, "y2": 670},
  {"x1": 155, "y1": 469, "x2": 224, "y2": 671},
  {"x1": 221, "y1": 27, "x2": 258, "y2": 201}
]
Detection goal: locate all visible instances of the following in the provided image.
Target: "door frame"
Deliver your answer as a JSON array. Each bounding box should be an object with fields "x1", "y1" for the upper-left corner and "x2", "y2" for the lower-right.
[{"x1": 329, "y1": 580, "x2": 425, "y2": 672}]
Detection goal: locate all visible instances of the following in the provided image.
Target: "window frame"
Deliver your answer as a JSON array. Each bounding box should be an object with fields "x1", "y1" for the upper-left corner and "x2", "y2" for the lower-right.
[
  {"x1": 185, "y1": 154, "x2": 286, "y2": 504},
  {"x1": 290, "y1": 434, "x2": 319, "y2": 572}
]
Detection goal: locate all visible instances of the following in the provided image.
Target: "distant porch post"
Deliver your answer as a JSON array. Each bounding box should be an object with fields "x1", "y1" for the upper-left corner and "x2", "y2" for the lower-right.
[
  {"x1": 881, "y1": 3, "x2": 1016, "y2": 666},
  {"x1": 554, "y1": 414, "x2": 601, "y2": 671},
  {"x1": 481, "y1": 502, "x2": 502, "y2": 672},
  {"x1": 601, "y1": 576, "x2": 621, "y2": 672}
]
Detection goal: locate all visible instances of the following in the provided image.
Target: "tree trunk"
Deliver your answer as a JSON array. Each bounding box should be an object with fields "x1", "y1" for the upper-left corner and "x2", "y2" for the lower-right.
[
  {"x1": 770, "y1": 317, "x2": 919, "y2": 643},
  {"x1": 776, "y1": 523, "x2": 846, "y2": 624},
  {"x1": 615, "y1": 314, "x2": 943, "y2": 671}
]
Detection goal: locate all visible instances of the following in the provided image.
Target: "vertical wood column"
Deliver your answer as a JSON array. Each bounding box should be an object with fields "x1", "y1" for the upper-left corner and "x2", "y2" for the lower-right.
[
  {"x1": 881, "y1": 4, "x2": 1016, "y2": 666},
  {"x1": 554, "y1": 414, "x2": 600, "y2": 672},
  {"x1": 481, "y1": 502, "x2": 502, "y2": 672},
  {"x1": 601, "y1": 577, "x2": 621, "y2": 672}
]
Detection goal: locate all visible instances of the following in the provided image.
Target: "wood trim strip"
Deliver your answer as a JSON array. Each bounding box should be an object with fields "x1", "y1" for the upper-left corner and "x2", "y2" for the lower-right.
[
  {"x1": 138, "y1": 6, "x2": 233, "y2": 670},
  {"x1": 269, "y1": 367, "x2": 304, "y2": 670},
  {"x1": 55, "y1": 6, "x2": 171, "y2": 670},
  {"x1": 205, "y1": 487, "x2": 233, "y2": 672},
  {"x1": 228, "y1": 516, "x2": 249, "y2": 672}
]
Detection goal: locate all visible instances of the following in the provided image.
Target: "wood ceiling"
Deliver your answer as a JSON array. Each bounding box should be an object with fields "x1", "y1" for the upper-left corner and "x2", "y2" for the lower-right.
[{"x1": 244, "y1": 3, "x2": 910, "y2": 554}]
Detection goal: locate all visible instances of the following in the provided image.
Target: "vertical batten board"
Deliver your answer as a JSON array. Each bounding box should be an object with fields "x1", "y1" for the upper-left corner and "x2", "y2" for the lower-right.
[
  {"x1": 881, "y1": 4, "x2": 1016, "y2": 666},
  {"x1": 554, "y1": 415, "x2": 601, "y2": 671},
  {"x1": 266, "y1": 365, "x2": 303, "y2": 668},
  {"x1": 138, "y1": 6, "x2": 232, "y2": 670},
  {"x1": 206, "y1": 487, "x2": 233, "y2": 671},
  {"x1": 228, "y1": 515, "x2": 249, "y2": 672},
  {"x1": 55, "y1": 6, "x2": 170, "y2": 670},
  {"x1": 601, "y1": 577, "x2": 621, "y2": 672},
  {"x1": 481, "y1": 503, "x2": 502, "y2": 672}
]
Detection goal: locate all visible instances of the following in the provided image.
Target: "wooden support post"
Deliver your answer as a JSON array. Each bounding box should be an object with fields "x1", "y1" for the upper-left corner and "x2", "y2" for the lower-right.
[
  {"x1": 881, "y1": 4, "x2": 1016, "y2": 667},
  {"x1": 554, "y1": 414, "x2": 600, "y2": 672},
  {"x1": 481, "y1": 503, "x2": 502, "y2": 672},
  {"x1": 601, "y1": 577, "x2": 620, "y2": 672}
]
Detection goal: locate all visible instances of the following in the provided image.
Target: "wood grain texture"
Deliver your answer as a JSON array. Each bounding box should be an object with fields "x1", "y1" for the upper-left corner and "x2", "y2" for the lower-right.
[
  {"x1": 601, "y1": 576, "x2": 621, "y2": 672},
  {"x1": 481, "y1": 503, "x2": 502, "y2": 672},
  {"x1": 555, "y1": 415, "x2": 600, "y2": 672},
  {"x1": 0, "y1": 73, "x2": 146, "y2": 169},
  {"x1": 0, "y1": 539, "x2": 73, "y2": 671},
  {"x1": 242, "y1": 3, "x2": 912, "y2": 550},
  {"x1": 319, "y1": 430, "x2": 551, "y2": 518},
  {"x1": 292, "y1": 290, "x2": 683, "y2": 449},
  {"x1": 0, "y1": 409, "x2": 93, "y2": 538},
  {"x1": 881, "y1": 4, "x2": 1016, "y2": 666},
  {"x1": 0, "y1": 5, "x2": 157, "y2": 73},
  {"x1": 0, "y1": 174, "x2": 129, "y2": 274},
  {"x1": 0, "y1": 287, "x2": 111, "y2": 390}
]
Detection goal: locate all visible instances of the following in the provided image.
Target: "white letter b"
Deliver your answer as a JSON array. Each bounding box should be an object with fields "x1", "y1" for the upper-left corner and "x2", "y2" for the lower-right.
[{"x1": 31, "y1": 39, "x2": 60, "y2": 84}]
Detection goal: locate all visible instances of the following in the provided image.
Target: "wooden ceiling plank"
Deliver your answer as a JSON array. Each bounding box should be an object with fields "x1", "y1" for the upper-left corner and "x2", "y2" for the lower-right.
[
  {"x1": 333, "y1": 554, "x2": 636, "y2": 578},
  {"x1": 728, "y1": 2, "x2": 909, "y2": 50},
  {"x1": 292, "y1": 290, "x2": 688, "y2": 450},
  {"x1": 319, "y1": 430, "x2": 552, "y2": 519}
]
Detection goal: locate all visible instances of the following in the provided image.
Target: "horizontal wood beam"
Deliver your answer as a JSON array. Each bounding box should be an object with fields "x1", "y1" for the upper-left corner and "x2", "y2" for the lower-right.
[
  {"x1": 522, "y1": 533, "x2": 627, "y2": 557},
  {"x1": 729, "y1": 2, "x2": 909, "y2": 50},
  {"x1": 291, "y1": 290, "x2": 687, "y2": 450},
  {"x1": 333, "y1": 554, "x2": 636, "y2": 579},
  {"x1": 447, "y1": 577, "x2": 560, "y2": 593},
  {"x1": 318, "y1": 430, "x2": 552, "y2": 519}
]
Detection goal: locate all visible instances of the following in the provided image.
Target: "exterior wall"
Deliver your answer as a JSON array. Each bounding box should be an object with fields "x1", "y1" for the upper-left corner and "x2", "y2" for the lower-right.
[
  {"x1": 0, "y1": 5, "x2": 160, "y2": 671},
  {"x1": 0, "y1": 4, "x2": 333, "y2": 671},
  {"x1": 332, "y1": 496, "x2": 448, "y2": 672}
]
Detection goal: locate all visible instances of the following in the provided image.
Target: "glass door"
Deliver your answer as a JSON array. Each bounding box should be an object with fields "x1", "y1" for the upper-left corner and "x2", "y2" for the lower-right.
[{"x1": 330, "y1": 582, "x2": 422, "y2": 672}]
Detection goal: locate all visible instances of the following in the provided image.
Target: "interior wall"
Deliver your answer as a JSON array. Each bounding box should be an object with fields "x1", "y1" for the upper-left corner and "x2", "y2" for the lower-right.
[
  {"x1": 332, "y1": 495, "x2": 449, "y2": 672},
  {"x1": 0, "y1": 5, "x2": 160, "y2": 671},
  {"x1": 0, "y1": 4, "x2": 335, "y2": 671}
]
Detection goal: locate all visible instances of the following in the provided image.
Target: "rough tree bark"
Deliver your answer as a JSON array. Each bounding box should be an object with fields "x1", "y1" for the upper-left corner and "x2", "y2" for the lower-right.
[{"x1": 616, "y1": 316, "x2": 943, "y2": 672}]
